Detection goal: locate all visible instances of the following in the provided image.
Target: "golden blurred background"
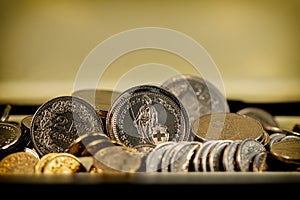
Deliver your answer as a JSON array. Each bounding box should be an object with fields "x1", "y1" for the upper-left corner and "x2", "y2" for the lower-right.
[{"x1": 0, "y1": 0, "x2": 299, "y2": 105}]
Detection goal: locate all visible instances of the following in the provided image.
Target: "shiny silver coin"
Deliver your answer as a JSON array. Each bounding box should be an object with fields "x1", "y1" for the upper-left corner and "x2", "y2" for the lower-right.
[
  {"x1": 30, "y1": 96, "x2": 104, "y2": 157},
  {"x1": 0, "y1": 122, "x2": 22, "y2": 156},
  {"x1": 106, "y1": 85, "x2": 191, "y2": 148},
  {"x1": 161, "y1": 74, "x2": 230, "y2": 126},
  {"x1": 207, "y1": 140, "x2": 232, "y2": 172},
  {"x1": 222, "y1": 140, "x2": 242, "y2": 172},
  {"x1": 236, "y1": 138, "x2": 266, "y2": 172}
]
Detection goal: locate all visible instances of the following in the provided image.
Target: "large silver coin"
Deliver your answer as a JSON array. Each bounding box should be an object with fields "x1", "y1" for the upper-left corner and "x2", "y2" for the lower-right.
[
  {"x1": 106, "y1": 85, "x2": 191, "y2": 148},
  {"x1": 161, "y1": 74, "x2": 230, "y2": 126},
  {"x1": 30, "y1": 96, "x2": 104, "y2": 157}
]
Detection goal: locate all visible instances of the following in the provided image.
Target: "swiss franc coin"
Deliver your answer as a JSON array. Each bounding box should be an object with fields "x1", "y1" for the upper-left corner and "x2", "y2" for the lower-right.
[
  {"x1": 161, "y1": 74, "x2": 229, "y2": 126},
  {"x1": 106, "y1": 85, "x2": 190, "y2": 148},
  {"x1": 31, "y1": 96, "x2": 104, "y2": 157},
  {"x1": 236, "y1": 138, "x2": 266, "y2": 172},
  {"x1": 192, "y1": 112, "x2": 265, "y2": 141}
]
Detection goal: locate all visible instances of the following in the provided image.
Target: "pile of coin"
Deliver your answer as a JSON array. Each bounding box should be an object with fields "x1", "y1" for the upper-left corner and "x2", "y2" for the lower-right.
[{"x1": 0, "y1": 74, "x2": 300, "y2": 174}]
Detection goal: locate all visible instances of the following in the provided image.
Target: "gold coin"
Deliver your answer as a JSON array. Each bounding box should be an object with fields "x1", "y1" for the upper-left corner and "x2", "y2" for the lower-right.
[
  {"x1": 38, "y1": 153, "x2": 86, "y2": 174},
  {"x1": 270, "y1": 140, "x2": 300, "y2": 165},
  {"x1": 192, "y1": 113, "x2": 265, "y2": 141},
  {"x1": 0, "y1": 151, "x2": 39, "y2": 174}
]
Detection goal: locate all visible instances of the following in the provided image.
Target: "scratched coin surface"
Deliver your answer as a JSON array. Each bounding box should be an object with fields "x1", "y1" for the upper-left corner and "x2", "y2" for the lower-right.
[
  {"x1": 30, "y1": 96, "x2": 104, "y2": 157},
  {"x1": 106, "y1": 85, "x2": 190, "y2": 148},
  {"x1": 161, "y1": 74, "x2": 230, "y2": 126}
]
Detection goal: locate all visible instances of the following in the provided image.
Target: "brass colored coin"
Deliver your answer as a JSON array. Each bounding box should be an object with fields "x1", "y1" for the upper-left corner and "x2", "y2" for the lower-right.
[
  {"x1": 81, "y1": 138, "x2": 115, "y2": 156},
  {"x1": 270, "y1": 140, "x2": 300, "y2": 165},
  {"x1": 39, "y1": 153, "x2": 86, "y2": 174},
  {"x1": 0, "y1": 151, "x2": 39, "y2": 174},
  {"x1": 192, "y1": 113, "x2": 265, "y2": 141},
  {"x1": 93, "y1": 145, "x2": 142, "y2": 173},
  {"x1": 35, "y1": 153, "x2": 59, "y2": 174},
  {"x1": 66, "y1": 132, "x2": 108, "y2": 156}
]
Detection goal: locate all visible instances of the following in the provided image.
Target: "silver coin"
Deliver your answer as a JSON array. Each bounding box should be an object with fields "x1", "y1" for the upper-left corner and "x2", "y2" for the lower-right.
[
  {"x1": 161, "y1": 74, "x2": 230, "y2": 126},
  {"x1": 252, "y1": 151, "x2": 268, "y2": 172},
  {"x1": 145, "y1": 141, "x2": 176, "y2": 172},
  {"x1": 169, "y1": 141, "x2": 200, "y2": 172},
  {"x1": 200, "y1": 140, "x2": 221, "y2": 172},
  {"x1": 30, "y1": 96, "x2": 104, "y2": 157},
  {"x1": 222, "y1": 140, "x2": 242, "y2": 172},
  {"x1": 236, "y1": 138, "x2": 266, "y2": 172},
  {"x1": 192, "y1": 140, "x2": 218, "y2": 172},
  {"x1": 106, "y1": 85, "x2": 190, "y2": 148},
  {"x1": 0, "y1": 122, "x2": 22, "y2": 154},
  {"x1": 208, "y1": 140, "x2": 232, "y2": 172}
]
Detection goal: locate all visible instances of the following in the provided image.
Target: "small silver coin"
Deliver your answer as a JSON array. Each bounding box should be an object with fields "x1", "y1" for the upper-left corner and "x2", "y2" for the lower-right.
[
  {"x1": 0, "y1": 122, "x2": 22, "y2": 154},
  {"x1": 236, "y1": 138, "x2": 266, "y2": 172},
  {"x1": 30, "y1": 96, "x2": 104, "y2": 157},
  {"x1": 222, "y1": 140, "x2": 242, "y2": 172},
  {"x1": 208, "y1": 140, "x2": 232, "y2": 172},
  {"x1": 106, "y1": 85, "x2": 190, "y2": 148},
  {"x1": 161, "y1": 74, "x2": 230, "y2": 126}
]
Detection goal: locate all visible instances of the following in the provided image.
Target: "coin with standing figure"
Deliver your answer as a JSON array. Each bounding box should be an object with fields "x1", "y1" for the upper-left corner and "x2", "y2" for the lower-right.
[{"x1": 106, "y1": 85, "x2": 190, "y2": 148}]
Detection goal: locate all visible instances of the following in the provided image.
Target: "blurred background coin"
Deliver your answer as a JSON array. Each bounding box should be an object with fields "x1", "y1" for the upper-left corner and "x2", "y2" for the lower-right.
[{"x1": 161, "y1": 74, "x2": 230, "y2": 127}]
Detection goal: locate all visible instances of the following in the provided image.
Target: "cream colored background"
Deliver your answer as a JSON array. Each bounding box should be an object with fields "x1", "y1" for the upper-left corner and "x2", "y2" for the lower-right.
[{"x1": 0, "y1": 0, "x2": 300, "y2": 105}]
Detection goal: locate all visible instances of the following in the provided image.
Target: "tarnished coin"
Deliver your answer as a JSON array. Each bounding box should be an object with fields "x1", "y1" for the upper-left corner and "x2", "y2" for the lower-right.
[
  {"x1": 270, "y1": 139, "x2": 300, "y2": 165},
  {"x1": 106, "y1": 85, "x2": 190, "y2": 148},
  {"x1": 36, "y1": 152, "x2": 86, "y2": 174},
  {"x1": 161, "y1": 74, "x2": 229, "y2": 126},
  {"x1": 30, "y1": 96, "x2": 104, "y2": 157},
  {"x1": 0, "y1": 122, "x2": 22, "y2": 158},
  {"x1": 237, "y1": 107, "x2": 279, "y2": 131},
  {"x1": 0, "y1": 151, "x2": 39, "y2": 174},
  {"x1": 93, "y1": 145, "x2": 142, "y2": 173},
  {"x1": 192, "y1": 112, "x2": 265, "y2": 141},
  {"x1": 236, "y1": 138, "x2": 266, "y2": 172}
]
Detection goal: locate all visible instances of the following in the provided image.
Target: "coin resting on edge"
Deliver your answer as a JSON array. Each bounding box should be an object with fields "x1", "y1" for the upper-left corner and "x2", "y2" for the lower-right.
[
  {"x1": 30, "y1": 96, "x2": 104, "y2": 157},
  {"x1": 192, "y1": 112, "x2": 266, "y2": 141},
  {"x1": 106, "y1": 85, "x2": 190, "y2": 148},
  {"x1": 161, "y1": 74, "x2": 230, "y2": 126}
]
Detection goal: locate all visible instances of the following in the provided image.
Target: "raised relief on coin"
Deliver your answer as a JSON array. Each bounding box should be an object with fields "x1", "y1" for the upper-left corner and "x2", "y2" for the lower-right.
[
  {"x1": 236, "y1": 138, "x2": 266, "y2": 172},
  {"x1": 161, "y1": 74, "x2": 230, "y2": 126},
  {"x1": 0, "y1": 151, "x2": 39, "y2": 174},
  {"x1": 192, "y1": 112, "x2": 265, "y2": 141},
  {"x1": 0, "y1": 122, "x2": 22, "y2": 158},
  {"x1": 106, "y1": 85, "x2": 190, "y2": 148},
  {"x1": 36, "y1": 152, "x2": 86, "y2": 174},
  {"x1": 30, "y1": 96, "x2": 104, "y2": 157}
]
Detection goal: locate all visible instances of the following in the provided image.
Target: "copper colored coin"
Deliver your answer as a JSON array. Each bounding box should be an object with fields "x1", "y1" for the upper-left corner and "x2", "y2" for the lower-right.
[{"x1": 270, "y1": 139, "x2": 300, "y2": 165}]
